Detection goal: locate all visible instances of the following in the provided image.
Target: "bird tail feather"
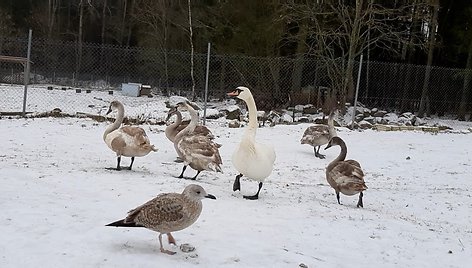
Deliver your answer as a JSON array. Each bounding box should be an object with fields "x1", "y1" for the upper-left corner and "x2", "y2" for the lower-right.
[{"x1": 105, "y1": 219, "x2": 143, "y2": 228}]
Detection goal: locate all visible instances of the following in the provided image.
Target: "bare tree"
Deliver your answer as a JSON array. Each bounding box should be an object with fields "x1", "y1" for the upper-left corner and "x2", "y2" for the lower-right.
[
  {"x1": 101, "y1": 0, "x2": 108, "y2": 45},
  {"x1": 76, "y1": 0, "x2": 96, "y2": 77},
  {"x1": 133, "y1": 0, "x2": 177, "y2": 94},
  {"x1": 76, "y1": 0, "x2": 85, "y2": 76},
  {"x1": 280, "y1": 0, "x2": 430, "y2": 106},
  {"x1": 0, "y1": 7, "x2": 14, "y2": 37},
  {"x1": 457, "y1": 26, "x2": 472, "y2": 121},
  {"x1": 47, "y1": 0, "x2": 61, "y2": 38},
  {"x1": 119, "y1": 0, "x2": 128, "y2": 45},
  {"x1": 418, "y1": 0, "x2": 439, "y2": 117},
  {"x1": 187, "y1": 0, "x2": 196, "y2": 100}
]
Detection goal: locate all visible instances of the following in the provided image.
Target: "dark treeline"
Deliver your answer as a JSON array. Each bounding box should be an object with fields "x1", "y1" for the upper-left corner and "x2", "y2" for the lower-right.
[
  {"x1": 1, "y1": 0, "x2": 471, "y2": 66},
  {"x1": 1, "y1": 0, "x2": 472, "y2": 118}
]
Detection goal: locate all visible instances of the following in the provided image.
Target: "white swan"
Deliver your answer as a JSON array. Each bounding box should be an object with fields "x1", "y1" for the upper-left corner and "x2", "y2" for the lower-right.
[
  {"x1": 173, "y1": 101, "x2": 223, "y2": 180},
  {"x1": 301, "y1": 110, "x2": 337, "y2": 159},
  {"x1": 228, "y1": 86, "x2": 276, "y2": 200},
  {"x1": 103, "y1": 100, "x2": 157, "y2": 170}
]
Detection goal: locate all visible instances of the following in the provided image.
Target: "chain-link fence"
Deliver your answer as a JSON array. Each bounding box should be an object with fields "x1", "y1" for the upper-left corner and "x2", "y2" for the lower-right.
[{"x1": 1, "y1": 35, "x2": 472, "y2": 119}]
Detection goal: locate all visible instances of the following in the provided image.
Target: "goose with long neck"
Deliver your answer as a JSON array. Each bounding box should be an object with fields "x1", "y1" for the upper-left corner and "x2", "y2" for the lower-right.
[
  {"x1": 173, "y1": 101, "x2": 223, "y2": 180},
  {"x1": 301, "y1": 110, "x2": 337, "y2": 159},
  {"x1": 324, "y1": 136, "x2": 367, "y2": 207},
  {"x1": 103, "y1": 100, "x2": 157, "y2": 170},
  {"x1": 227, "y1": 86, "x2": 276, "y2": 200},
  {"x1": 165, "y1": 107, "x2": 214, "y2": 143}
]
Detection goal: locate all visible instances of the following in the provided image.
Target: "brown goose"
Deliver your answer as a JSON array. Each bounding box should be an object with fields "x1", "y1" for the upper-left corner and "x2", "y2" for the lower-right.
[
  {"x1": 173, "y1": 101, "x2": 223, "y2": 180},
  {"x1": 103, "y1": 100, "x2": 157, "y2": 170},
  {"x1": 106, "y1": 184, "x2": 216, "y2": 255},
  {"x1": 165, "y1": 106, "x2": 215, "y2": 143},
  {"x1": 301, "y1": 110, "x2": 337, "y2": 159},
  {"x1": 324, "y1": 136, "x2": 367, "y2": 207}
]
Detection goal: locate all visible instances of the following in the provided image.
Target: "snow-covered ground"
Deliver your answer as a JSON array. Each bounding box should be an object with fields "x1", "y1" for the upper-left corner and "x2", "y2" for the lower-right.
[{"x1": 1, "y1": 84, "x2": 471, "y2": 267}]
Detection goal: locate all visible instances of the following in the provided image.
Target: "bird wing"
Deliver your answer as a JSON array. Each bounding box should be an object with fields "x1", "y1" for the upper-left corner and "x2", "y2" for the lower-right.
[
  {"x1": 194, "y1": 125, "x2": 214, "y2": 139},
  {"x1": 125, "y1": 193, "x2": 184, "y2": 226},
  {"x1": 121, "y1": 126, "x2": 150, "y2": 145},
  {"x1": 301, "y1": 125, "x2": 329, "y2": 141},
  {"x1": 330, "y1": 162, "x2": 367, "y2": 190},
  {"x1": 179, "y1": 135, "x2": 222, "y2": 163},
  {"x1": 345, "y1": 159, "x2": 362, "y2": 169}
]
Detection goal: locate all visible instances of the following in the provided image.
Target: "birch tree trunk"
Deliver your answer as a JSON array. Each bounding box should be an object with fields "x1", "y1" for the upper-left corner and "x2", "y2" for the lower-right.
[
  {"x1": 119, "y1": 0, "x2": 127, "y2": 45},
  {"x1": 418, "y1": 0, "x2": 439, "y2": 117},
  {"x1": 344, "y1": 0, "x2": 363, "y2": 103},
  {"x1": 101, "y1": 0, "x2": 107, "y2": 46},
  {"x1": 188, "y1": 0, "x2": 196, "y2": 100},
  {"x1": 126, "y1": 0, "x2": 135, "y2": 47},
  {"x1": 47, "y1": 0, "x2": 60, "y2": 38},
  {"x1": 76, "y1": 0, "x2": 85, "y2": 78}
]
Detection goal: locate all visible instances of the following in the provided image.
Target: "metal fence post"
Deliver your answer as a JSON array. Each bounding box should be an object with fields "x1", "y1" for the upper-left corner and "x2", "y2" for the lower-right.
[
  {"x1": 351, "y1": 54, "x2": 364, "y2": 129},
  {"x1": 22, "y1": 29, "x2": 32, "y2": 117},
  {"x1": 203, "y1": 42, "x2": 211, "y2": 125}
]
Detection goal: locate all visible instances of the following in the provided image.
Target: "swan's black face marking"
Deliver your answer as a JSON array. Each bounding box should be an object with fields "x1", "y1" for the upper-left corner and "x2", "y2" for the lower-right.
[
  {"x1": 106, "y1": 103, "x2": 116, "y2": 115},
  {"x1": 166, "y1": 107, "x2": 178, "y2": 121},
  {"x1": 106, "y1": 101, "x2": 120, "y2": 115}
]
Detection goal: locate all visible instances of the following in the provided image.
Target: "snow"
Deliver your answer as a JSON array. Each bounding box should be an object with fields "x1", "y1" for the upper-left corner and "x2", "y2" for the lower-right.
[
  {"x1": 203, "y1": 108, "x2": 220, "y2": 118},
  {"x1": 224, "y1": 105, "x2": 240, "y2": 113},
  {"x1": 1, "y1": 84, "x2": 472, "y2": 267}
]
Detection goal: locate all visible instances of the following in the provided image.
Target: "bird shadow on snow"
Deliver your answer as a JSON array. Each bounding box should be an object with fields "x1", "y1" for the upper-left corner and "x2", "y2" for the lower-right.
[
  {"x1": 84, "y1": 166, "x2": 156, "y2": 176},
  {"x1": 109, "y1": 239, "x2": 165, "y2": 255},
  {"x1": 108, "y1": 239, "x2": 200, "y2": 262}
]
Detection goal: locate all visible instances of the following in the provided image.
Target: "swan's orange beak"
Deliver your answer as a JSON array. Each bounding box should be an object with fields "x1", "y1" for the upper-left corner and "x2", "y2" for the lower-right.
[{"x1": 227, "y1": 90, "x2": 239, "y2": 97}]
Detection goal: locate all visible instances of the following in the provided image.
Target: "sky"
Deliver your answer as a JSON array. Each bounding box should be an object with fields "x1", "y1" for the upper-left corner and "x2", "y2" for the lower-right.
[{"x1": 1, "y1": 84, "x2": 471, "y2": 267}]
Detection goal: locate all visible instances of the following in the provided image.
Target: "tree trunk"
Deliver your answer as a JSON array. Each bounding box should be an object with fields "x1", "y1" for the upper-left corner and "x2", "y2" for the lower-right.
[
  {"x1": 291, "y1": 25, "x2": 307, "y2": 94},
  {"x1": 345, "y1": 0, "x2": 363, "y2": 103},
  {"x1": 219, "y1": 57, "x2": 226, "y2": 97},
  {"x1": 457, "y1": 27, "x2": 472, "y2": 120},
  {"x1": 119, "y1": 0, "x2": 128, "y2": 45},
  {"x1": 126, "y1": 0, "x2": 135, "y2": 47},
  {"x1": 291, "y1": 55, "x2": 304, "y2": 93},
  {"x1": 401, "y1": 0, "x2": 419, "y2": 112},
  {"x1": 47, "y1": 0, "x2": 59, "y2": 38},
  {"x1": 101, "y1": 0, "x2": 107, "y2": 45},
  {"x1": 76, "y1": 0, "x2": 85, "y2": 79},
  {"x1": 188, "y1": 0, "x2": 196, "y2": 100},
  {"x1": 269, "y1": 57, "x2": 281, "y2": 98},
  {"x1": 100, "y1": 0, "x2": 108, "y2": 74},
  {"x1": 66, "y1": 1, "x2": 71, "y2": 34},
  {"x1": 162, "y1": 1, "x2": 170, "y2": 96},
  {"x1": 418, "y1": 1, "x2": 439, "y2": 117}
]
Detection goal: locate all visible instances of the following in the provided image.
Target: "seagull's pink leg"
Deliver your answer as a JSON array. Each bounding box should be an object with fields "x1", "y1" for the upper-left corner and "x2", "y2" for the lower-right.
[
  {"x1": 167, "y1": 233, "x2": 176, "y2": 245},
  {"x1": 159, "y1": 233, "x2": 176, "y2": 255}
]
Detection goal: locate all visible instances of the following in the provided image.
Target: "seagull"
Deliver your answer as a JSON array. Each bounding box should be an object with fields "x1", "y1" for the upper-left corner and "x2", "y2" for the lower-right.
[{"x1": 106, "y1": 184, "x2": 216, "y2": 255}]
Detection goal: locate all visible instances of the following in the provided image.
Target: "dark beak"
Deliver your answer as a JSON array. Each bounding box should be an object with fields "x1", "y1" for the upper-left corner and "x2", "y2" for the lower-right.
[
  {"x1": 106, "y1": 107, "x2": 112, "y2": 115},
  {"x1": 166, "y1": 108, "x2": 177, "y2": 121},
  {"x1": 205, "y1": 194, "x2": 216, "y2": 200},
  {"x1": 227, "y1": 91, "x2": 239, "y2": 97},
  {"x1": 324, "y1": 144, "x2": 332, "y2": 150}
]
